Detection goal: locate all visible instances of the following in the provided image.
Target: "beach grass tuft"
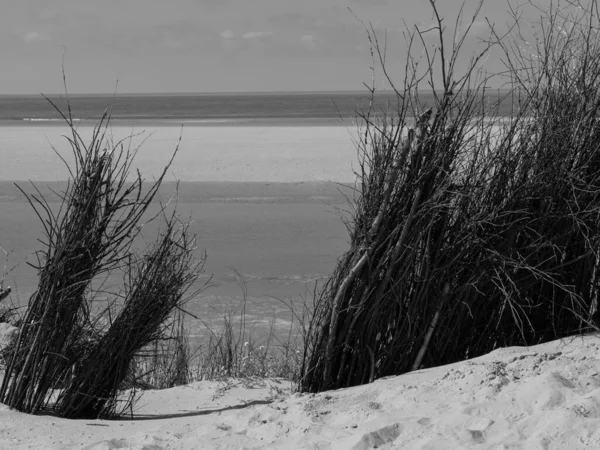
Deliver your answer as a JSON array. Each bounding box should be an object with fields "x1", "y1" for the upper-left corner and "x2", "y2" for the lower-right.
[
  {"x1": 0, "y1": 89, "x2": 204, "y2": 418},
  {"x1": 300, "y1": 0, "x2": 600, "y2": 392},
  {"x1": 130, "y1": 274, "x2": 307, "y2": 388}
]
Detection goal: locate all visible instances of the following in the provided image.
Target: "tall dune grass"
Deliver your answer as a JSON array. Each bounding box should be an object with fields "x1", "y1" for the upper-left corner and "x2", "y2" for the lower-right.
[
  {"x1": 0, "y1": 93, "x2": 204, "y2": 418},
  {"x1": 54, "y1": 215, "x2": 202, "y2": 419},
  {"x1": 300, "y1": 0, "x2": 600, "y2": 392}
]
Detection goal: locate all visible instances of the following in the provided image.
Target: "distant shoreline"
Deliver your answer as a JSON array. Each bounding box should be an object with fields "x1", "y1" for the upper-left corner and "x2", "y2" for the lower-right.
[
  {"x1": 0, "y1": 89, "x2": 512, "y2": 97},
  {"x1": 0, "y1": 117, "x2": 354, "y2": 128},
  {"x1": 0, "y1": 115, "x2": 515, "y2": 128},
  {"x1": 0, "y1": 180, "x2": 356, "y2": 205},
  {"x1": 0, "y1": 91, "x2": 516, "y2": 124}
]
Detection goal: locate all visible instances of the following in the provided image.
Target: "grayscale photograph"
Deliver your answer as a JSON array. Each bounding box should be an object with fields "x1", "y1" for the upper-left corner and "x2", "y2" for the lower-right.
[{"x1": 0, "y1": 0, "x2": 599, "y2": 448}]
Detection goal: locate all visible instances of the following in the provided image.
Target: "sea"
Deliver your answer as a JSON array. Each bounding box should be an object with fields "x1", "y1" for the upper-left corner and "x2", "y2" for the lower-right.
[
  {"x1": 0, "y1": 90, "x2": 513, "y2": 124},
  {"x1": 0, "y1": 91, "x2": 512, "y2": 340}
]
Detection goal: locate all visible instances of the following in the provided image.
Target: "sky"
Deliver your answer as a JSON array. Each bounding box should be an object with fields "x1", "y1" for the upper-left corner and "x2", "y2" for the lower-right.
[{"x1": 0, "y1": 0, "x2": 554, "y2": 94}]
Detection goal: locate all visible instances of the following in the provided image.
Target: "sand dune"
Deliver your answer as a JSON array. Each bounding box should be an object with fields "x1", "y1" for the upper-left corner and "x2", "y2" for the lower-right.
[{"x1": 2, "y1": 334, "x2": 600, "y2": 449}]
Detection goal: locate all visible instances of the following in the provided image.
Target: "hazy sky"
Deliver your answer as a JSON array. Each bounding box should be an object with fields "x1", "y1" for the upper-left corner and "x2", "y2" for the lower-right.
[{"x1": 1, "y1": 0, "x2": 543, "y2": 94}]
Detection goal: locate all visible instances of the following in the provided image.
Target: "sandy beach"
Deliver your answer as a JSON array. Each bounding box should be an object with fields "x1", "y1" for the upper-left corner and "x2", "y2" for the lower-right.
[
  {"x1": 2, "y1": 333, "x2": 600, "y2": 449},
  {"x1": 0, "y1": 125, "x2": 359, "y2": 183}
]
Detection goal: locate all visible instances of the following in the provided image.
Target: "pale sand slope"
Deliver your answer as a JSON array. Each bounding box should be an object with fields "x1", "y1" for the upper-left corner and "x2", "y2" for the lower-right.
[{"x1": 2, "y1": 334, "x2": 600, "y2": 449}]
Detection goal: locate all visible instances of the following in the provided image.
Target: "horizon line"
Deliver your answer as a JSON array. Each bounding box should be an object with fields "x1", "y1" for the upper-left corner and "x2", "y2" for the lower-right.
[{"x1": 0, "y1": 88, "x2": 511, "y2": 97}]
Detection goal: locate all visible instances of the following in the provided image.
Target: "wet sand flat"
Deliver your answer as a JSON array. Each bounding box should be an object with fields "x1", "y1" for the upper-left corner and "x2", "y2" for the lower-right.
[{"x1": 0, "y1": 124, "x2": 359, "y2": 183}]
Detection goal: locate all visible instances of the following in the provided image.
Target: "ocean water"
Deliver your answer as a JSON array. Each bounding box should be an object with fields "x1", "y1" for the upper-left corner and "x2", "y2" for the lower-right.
[
  {"x1": 0, "y1": 90, "x2": 512, "y2": 339},
  {"x1": 0, "y1": 182, "x2": 351, "y2": 336},
  {"x1": 0, "y1": 92, "x2": 369, "y2": 338},
  {"x1": 0, "y1": 91, "x2": 391, "y2": 125},
  {"x1": 0, "y1": 90, "x2": 513, "y2": 125}
]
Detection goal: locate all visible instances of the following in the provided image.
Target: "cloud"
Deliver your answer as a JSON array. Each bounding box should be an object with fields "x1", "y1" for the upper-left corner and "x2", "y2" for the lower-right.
[
  {"x1": 23, "y1": 31, "x2": 50, "y2": 43},
  {"x1": 465, "y1": 20, "x2": 492, "y2": 38},
  {"x1": 220, "y1": 29, "x2": 235, "y2": 39},
  {"x1": 300, "y1": 34, "x2": 317, "y2": 50},
  {"x1": 351, "y1": 0, "x2": 390, "y2": 4},
  {"x1": 161, "y1": 37, "x2": 183, "y2": 49},
  {"x1": 241, "y1": 31, "x2": 273, "y2": 40},
  {"x1": 194, "y1": 0, "x2": 231, "y2": 10},
  {"x1": 218, "y1": 30, "x2": 275, "y2": 53},
  {"x1": 266, "y1": 11, "x2": 375, "y2": 57}
]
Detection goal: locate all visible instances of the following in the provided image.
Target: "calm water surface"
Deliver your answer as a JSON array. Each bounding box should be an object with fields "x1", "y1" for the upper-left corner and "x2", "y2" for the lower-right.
[
  {"x1": 0, "y1": 90, "x2": 513, "y2": 125},
  {"x1": 0, "y1": 91, "x2": 511, "y2": 338},
  {"x1": 0, "y1": 181, "x2": 351, "y2": 336}
]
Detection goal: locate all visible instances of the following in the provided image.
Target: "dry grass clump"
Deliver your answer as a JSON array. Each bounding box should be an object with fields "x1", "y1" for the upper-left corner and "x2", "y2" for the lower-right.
[
  {"x1": 0, "y1": 290, "x2": 19, "y2": 373},
  {"x1": 196, "y1": 318, "x2": 302, "y2": 382},
  {"x1": 0, "y1": 285, "x2": 14, "y2": 324},
  {"x1": 130, "y1": 311, "x2": 193, "y2": 390},
  {"x1": 130, "y1": 316, "x2": 303, "y2": 387},
  {"x1": 189, "y1": 274, "x2": 306, "y2": 383},
  {"x1": 131, "y1": 279, "x2": 306, "y2": 387},
  {"x1": 0, "y1": 94, "x2": 204, "y2": 418},
  {"x1": 191, "y1": 278, "x2": 305, "y2": 383},
  {"x1": 54, "y1": 216, "x2": 202, "y2": 419},
  {"x1": 300, "y1": 0, "x2": 600, "y2": 392}
]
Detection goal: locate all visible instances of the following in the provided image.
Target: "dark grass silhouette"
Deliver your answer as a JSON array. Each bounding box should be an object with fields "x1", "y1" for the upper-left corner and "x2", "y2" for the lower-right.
[
  {"x1": 301, "y1": 0, "x2": 600, "y2": 392},
  {"x1": 0, "y1": 86, "x2": 204, "y2": 418}
]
